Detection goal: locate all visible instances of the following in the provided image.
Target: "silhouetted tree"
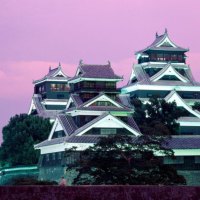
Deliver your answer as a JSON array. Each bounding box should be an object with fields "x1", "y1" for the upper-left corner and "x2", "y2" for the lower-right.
[
  {"x1": 0, "y1": 114, "x2": 52, "y2": 166},
  {"x1": 192, "y1": 102, "x2": 200, "y2": 111},
  {"x1": 131, "y1": 97, "x2": 184, "y2": 136},
  {"x1": 66, "y1": 135, "x2": 186, "y2": 185}
]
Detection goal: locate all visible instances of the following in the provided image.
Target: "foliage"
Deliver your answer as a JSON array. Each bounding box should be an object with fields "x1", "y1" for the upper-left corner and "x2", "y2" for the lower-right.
[
  {"x1": 131, "y1": 97, "x2": 184, "y2": 136},
  {"x1": 192, "y1": 102, "x2": 200, "y2": 111},
  {"x1": 65, "y1": 97, "x2": 187, "y2": 185},
  {"x1": 0, "y1": 114, "x2": 52, "y2": 167},
  {"x1": 66, "y1": 135, "x2": 186, "y2": 185}
]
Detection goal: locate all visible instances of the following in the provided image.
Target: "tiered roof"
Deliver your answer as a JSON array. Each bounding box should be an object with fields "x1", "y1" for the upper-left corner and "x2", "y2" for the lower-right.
[
  {"x1": 69, "y1": 61, "x2": 122, "y2": 83},
  {"x1": 28, "y1": 94, "x2": 60, "y2": 119},
  {"x1": 35, "y1": 112, "x2": 141, "y2": 148},
  {"x1": 35, "y1": 134, "x2": 200, "y2": 150},
  {"x1": 127, "y1": 63, "x2": 200, "y2": 87},
  {"x1": 136, "y1": 29, "x2": 189, "y2": 55},
  {"x1": 33, "y1": 64, "x2": 70, "y2": 84},
  {"x1": 66, "y1": 92, "x2": 133, "y2": 113}
]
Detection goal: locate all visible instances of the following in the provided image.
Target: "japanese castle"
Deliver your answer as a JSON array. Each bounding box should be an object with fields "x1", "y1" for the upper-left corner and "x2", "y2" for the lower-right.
[{"x1": 29, "y1": 30, "x2": 200, "y2": 185}]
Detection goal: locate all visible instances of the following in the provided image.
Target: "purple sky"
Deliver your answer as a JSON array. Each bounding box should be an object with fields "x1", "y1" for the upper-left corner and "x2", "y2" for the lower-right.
[{"x1": 1, "y1": 0, "x2": 200, "y2": 143}]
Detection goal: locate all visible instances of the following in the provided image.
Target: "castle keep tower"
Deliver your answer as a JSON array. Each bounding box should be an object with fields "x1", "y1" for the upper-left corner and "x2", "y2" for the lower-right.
[{"x1": 122, "y1": 30, "x2": 200, "y2": 135}]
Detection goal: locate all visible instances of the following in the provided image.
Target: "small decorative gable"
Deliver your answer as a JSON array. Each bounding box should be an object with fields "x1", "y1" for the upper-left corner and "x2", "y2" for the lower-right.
[
  {"x1": 157, "y1": 36, "x2": 176, "y2": 48},
  {"x1": 82, "y1": 93, "x2": 123, "y2": 108},
  {"x1": 150, "y1": 64, "x2": 188, "y2": 83},
  {"x1": 74, "y1": 113, "x2": 141, "y2": 137}
]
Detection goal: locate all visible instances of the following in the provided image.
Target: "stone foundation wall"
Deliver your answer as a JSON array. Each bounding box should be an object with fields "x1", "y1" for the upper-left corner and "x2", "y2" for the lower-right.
[
  {"x1": 38, "y1": 166, "x2": 78, "y2": 185},
  {"x1": 0, "y1": 186, "x2": 200, "y2": 200},
  {"x1": 38, "y1": 166, "x2": 65, "y2": 182},
  {"x1": 178, "y1": 170, "x2": 200, "y2": 186}
]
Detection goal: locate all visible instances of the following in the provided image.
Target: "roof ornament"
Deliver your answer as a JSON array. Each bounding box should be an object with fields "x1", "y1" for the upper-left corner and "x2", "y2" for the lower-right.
[
  {"x1": 49, "y1": 66, "x2": 51, "y2": 72},
  {"x1": 79, "y1": 59, "x2": 83, "y2": 65},
  {"x1": 156, "y1": 32, "x2": 158, "y2": 38},
  {"x1": 58, "y1": 62, "x2": 61, "y2": 68},
  {"x1": 107, "y1": 60, "x2": 111, "y2": 66},
  {"x1": 164, "y1": 28, "x2": 168, "y2": 35}
]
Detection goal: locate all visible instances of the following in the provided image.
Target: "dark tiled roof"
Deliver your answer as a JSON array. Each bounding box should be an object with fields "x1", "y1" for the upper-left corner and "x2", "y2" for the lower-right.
[
  {"x1": 39, "y1": 110, "x2": 61, "y2": 119},
  {"x1": 58, "y1": 114, "x2": 78, "y2": 136},
  {"x1": 35, "y1": 135, "x2": 200, "y2": 149},
  {"x1": 46, "y1": 67, "x2": 60, "y2": 78},
  {"x1": 32, "y1": 95, "x2": 62, "y2": 119},
  {"x1": 73, "y1": 113, "x2": 141, "y2": 136},
  {"x1": 66, "y1": 135, "x2": 139, "y2": 144},
  {"x1": 165, "y1": 136, "x2": 200, "y2": 149},
  {"x1": 69, "y1": 63, "x2": 122, "y2": 81},
  {"x1": 77, "y1": 106, "x2": 132, "y2": 112},
  {"x1": 128, "y1": 62, "x2": 197, "y2": 88},
  {"x1": 135, "y1": 31, "x2": 188, "y2": 54},
  {"x1": 66, "y1": 135, "x2": 101, "y2": 143},
  {"x1": 127, "y1": 117, "x2": 140, "y2": 132},
  {"x1": 80, "y1": 64, "x2": 121, "y2": 79},
  {"x1": 35, "y1": 137, "x2": 66, "y2": 148},
  {"x1": 133, "y1": 64, "x2": 151, "y2": 84},
  {"x1": 33, "y1": 66, "x2": 69, "y2": 84},
  {"x1": 71, "y1": 94, "x2": 83, "y2": 107},
  {"x1": 33, "y1": 94, "x2": 45, "y2": 113},
  {"x1": 65, "y1": 93, "x2": 133, "y2": 113},
  {"x1": 117, "y1": 94, "x2": 133, "y2": 108}
]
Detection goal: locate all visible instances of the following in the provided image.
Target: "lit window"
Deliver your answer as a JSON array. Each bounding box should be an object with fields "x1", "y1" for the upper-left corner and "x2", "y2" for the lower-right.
[
  {"x1": 50, "y1": 84, "x2": 70, "y2": 92},
  {"x1": 171, "y1": 54, "x2": 177, "y2": 61},
  {"x1": 157, "y1": 53, "x2": 164, "y2": 61}
]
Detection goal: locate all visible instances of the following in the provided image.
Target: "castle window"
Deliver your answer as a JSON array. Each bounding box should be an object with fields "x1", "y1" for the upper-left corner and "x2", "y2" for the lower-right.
[
  {"x1": 46, "y1": 154, "x2": 49, "y2": 162},
  {"x1": 58, "y1": 152, "x2": 62, "y2": 160},
  {"x1": 83, "y1": 81, "x2": 95, "y2": 88},
  {"x1": 164, "y1": 53, "x2": 170, "y2": 61},
  {"x1": 52, "y1": 153, "x2": 55, "y2": 160},
  {"x1": 150, "y1": 53, "x2": 157, "y2": 61},
  {"x1": 96, "y1": 82, "x2": 104, "y2": 89},
  {"x1": 171, "y1": 54, "x2": 177, "y2": 61},
  {"x1": 163, "y1": 156, "x2": 184, "y2": 164},
  {"x1": 157, "y1": 53, "x2": 164, "y2": 61},
  {"x1": 147, "y1": 93, "x2": 153, "y2": 97},
  {"x1": 178, "y1": 55, "x2": 183, "y2": 62},
  {"x1": 195, "y1": 156, "x2": 200, "y2": 164},
  {"x1": 91, "y1": 101, "x2": 114, "y2": 106},
  {"x1": 101, "y1": 128, "x2": 117, "y2": 135},
  {"x1": 105, "y1": 82, "x2": 115, "y2": 89},
  {"x1": 51, "y1": 84, "x2": 69, "y2": 92}
]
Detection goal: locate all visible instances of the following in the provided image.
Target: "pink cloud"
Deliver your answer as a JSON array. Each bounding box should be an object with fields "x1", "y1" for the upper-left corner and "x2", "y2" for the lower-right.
[
  {"x1": 0, "y1": 61, "x2": 77, "y2": 98},
  {"x1": 1, "y1": 0, "x2": 200, "y2": 144}
]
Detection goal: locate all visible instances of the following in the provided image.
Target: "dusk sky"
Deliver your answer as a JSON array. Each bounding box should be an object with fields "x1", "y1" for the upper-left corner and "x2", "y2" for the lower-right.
[{"x1": 1, "y1": 0, "x2": 200, "y2": 143}]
